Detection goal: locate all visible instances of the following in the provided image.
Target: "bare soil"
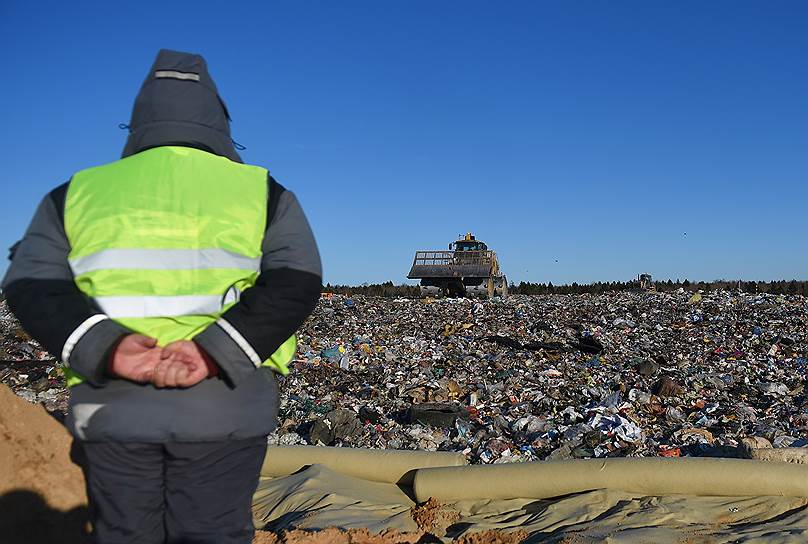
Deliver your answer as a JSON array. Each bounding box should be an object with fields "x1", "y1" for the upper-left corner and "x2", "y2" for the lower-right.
[
  {"x1": 453, "y1": 531, "x2": 528, "y2": 544},
  {"x1": 0, "y1": 384, "x2": 88, "y2": 542},
  {"x1": 411, "y1": 497, "x2": 461, "y2": 532},
  {"x1": 252, "y1": 528, "x2": 426, "y2": 543},
  {"x1": 252, "y1": 528, "x2": 528, "y2": 544}
]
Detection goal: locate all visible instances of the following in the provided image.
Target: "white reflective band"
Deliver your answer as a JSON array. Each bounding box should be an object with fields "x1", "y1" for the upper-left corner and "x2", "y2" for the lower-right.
[
  {"x1": 94, "y1": 295, "x2": 223, "y2": 318},
  {"x1": 62, "y1": 314, "x2": 109, "y2": 365},
  {"x1": 69, "y1": 248, "x2": 260, "y2": 275},
  {"x1": 154, "y1": 70, "x2": 200, "y2": 81},
  {"x1": 71, "y1": 403, "x2": 104, "y2": 440},
  {"x1": 216, "y1": 318, "x2": 262, "y2": 368}
]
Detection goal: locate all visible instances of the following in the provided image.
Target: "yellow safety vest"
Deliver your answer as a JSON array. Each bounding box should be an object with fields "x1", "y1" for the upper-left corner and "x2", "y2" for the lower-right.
[{"x1": 63, "y1": 146, "x2": 296, "y2": 386}]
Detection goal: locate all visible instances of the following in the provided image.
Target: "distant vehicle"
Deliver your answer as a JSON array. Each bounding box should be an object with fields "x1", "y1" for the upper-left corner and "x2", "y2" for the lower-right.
[
  {"x1": 407, "y1": 233, "x2": 507, "y2": 298},
  {"x1": 637, "y1": 273, "x2": 656, "y2": 291}
]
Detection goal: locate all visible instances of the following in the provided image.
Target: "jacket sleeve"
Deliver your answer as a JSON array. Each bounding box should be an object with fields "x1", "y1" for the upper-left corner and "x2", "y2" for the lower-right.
[
  {"x1": 193, "y1": 181, "x2": 322, "y2": 386},
  {"x1": 1, "y1": 186, "x2": 132, "y2": 386}
]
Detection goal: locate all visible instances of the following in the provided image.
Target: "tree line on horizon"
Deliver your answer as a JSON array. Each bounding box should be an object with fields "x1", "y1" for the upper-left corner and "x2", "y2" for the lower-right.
[{"x1": 323, "y1": 279, "x2": 808, "y2": 297}]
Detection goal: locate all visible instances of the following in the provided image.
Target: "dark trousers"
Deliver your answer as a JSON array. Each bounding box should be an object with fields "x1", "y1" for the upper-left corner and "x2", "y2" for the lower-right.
[{"x1": 75, "y1": 437, "x2": 267, "y2": 544}]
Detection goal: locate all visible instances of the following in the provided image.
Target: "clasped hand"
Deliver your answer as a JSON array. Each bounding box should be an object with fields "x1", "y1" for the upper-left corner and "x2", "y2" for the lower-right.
[{"x1": 108, "y1": 335, "x2": 214, "y2": 388}]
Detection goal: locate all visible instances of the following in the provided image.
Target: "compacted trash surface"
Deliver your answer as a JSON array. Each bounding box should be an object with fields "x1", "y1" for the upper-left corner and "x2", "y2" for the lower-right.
[{"x1": 3, "y1": 290, "x2": 808, "y2": 464}]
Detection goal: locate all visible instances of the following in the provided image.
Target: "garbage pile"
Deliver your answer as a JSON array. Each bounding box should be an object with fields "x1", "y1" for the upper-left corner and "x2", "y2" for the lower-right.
[
  {"x1": 0, "y1": 302, "x2": 66, "y2": 415},
  {"x1": 2, "y1": 289, "x2": 808, "y2": 465},
  {"x1": 275, "y1": 290, "x2": 808, "y2": 464}
]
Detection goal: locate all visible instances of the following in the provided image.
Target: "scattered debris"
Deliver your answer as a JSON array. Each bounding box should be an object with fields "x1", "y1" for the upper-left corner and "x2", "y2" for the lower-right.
[
  {"x1": 652, "y1": 376, "x2": 684, "y2": 398},
  {"x1": 635, "y1": 359, "x2": 660, "y2": 377},
  {"x1": 4, "y1": 289, "x2": 808, "y2": 466}
]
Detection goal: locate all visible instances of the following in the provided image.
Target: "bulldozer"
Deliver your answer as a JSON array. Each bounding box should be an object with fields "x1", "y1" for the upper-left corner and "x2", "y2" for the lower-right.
[
  {"x1": 407, "y1": 233, "x2": 508, "y2": 298},
  {"x1": 637, "y1": 273, "x2": 656, "y2": 291}
]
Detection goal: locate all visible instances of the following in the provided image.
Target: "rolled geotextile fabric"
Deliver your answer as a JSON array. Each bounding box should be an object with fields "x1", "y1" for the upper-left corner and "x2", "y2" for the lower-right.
[
  {"x1": 412, "y1": 458, "x2": 808, "y2": 502},
  {"x1": 748, "y1": 447, "x2": 808, "y2": 464},
  {"x1": 261, "y1": 445, "x2": 467, "y2": 484}
]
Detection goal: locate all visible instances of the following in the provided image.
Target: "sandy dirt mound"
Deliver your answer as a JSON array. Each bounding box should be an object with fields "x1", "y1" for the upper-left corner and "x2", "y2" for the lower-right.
[
  {"x1": 410, "y1": 497, "x2": 460, "y2": 533},
  {"x1": 0, "y1": 384, "x2": 88, "y2": 542},
  {"x1": 252, "y1": 528, "x2": 527, "y2": 543},
  {"x1": 453, "y1": 532, "x2": 528, "y2": 544},
  {"x1": 253, "y1": 528, "x2": 425, "y2": 543},
  {"x1": 0, "y1": 384, "x2": 86, "y2": 509}
]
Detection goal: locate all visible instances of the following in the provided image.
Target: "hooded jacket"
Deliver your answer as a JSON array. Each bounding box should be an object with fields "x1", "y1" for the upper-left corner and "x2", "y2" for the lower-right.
[{"x1": 2, "y1": 49, "x2": 322, "y2": 441}]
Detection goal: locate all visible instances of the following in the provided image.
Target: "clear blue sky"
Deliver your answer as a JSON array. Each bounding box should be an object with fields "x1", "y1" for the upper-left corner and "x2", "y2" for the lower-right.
[{"x1": 2, "y1": 1, "x2": 806, "y2": 285}]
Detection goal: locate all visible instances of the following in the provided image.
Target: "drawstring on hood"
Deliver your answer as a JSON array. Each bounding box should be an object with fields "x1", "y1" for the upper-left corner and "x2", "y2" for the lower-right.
[{"x1": 122, "y1": 49, "x2": 242, "y2": 163}]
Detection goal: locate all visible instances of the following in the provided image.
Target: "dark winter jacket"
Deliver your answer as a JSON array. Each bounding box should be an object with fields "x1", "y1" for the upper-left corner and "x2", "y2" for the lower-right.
[{"x1": 2, "y1": 49, "x2": 322, "y2": 442}]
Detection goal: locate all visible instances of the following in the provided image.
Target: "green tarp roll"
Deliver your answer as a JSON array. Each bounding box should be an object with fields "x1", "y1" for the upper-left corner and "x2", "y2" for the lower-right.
[
  {"x1": 262, "y1": 445, "x2": 467, "y2": 484},
  {"x1": 412, "y1": 457, "x2": 808, "y2": 502}
]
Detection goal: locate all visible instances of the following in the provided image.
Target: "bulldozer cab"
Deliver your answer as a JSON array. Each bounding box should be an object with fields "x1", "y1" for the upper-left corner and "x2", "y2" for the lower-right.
[{"x1": 452, "y1": 236, "x2": 488, "y2": 252}]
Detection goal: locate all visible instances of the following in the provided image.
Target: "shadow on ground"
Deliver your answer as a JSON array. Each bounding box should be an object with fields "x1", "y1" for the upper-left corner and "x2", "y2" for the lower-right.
[{"x1": 0, "y1": 489, "x2": 89, "y2": 543}]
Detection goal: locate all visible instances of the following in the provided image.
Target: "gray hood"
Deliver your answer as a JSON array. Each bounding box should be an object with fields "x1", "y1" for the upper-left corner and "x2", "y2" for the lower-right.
[{"x1": 122, "y1": 49, "x2": 242, "y2": 162}]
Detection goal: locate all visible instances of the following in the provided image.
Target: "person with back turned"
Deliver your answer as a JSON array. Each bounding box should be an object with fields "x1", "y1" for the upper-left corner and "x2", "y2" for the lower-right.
[{"x1": 2, "y1": 49, "x2": 322, "y2": 543}]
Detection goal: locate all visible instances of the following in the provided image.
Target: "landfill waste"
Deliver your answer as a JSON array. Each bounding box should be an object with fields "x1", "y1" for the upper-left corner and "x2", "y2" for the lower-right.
[
  {"x1": 409, "y1": 403, "x2": 469, "y2": 428},
  {"x1": 0, "y1": 302, "x2": 66, "y2": 416},
  {"x1": 308, "y1": 408, "x2": 362, "y2": 446},
  {"x1": 635, "y1": 358, "x2": 660, "y2": 377},
  {"x1": 3, "y1": 289, "x2": 808, "y2": 466},
  {"x1": 652, "y1": 375, "x2": 684, "y2": 397}
]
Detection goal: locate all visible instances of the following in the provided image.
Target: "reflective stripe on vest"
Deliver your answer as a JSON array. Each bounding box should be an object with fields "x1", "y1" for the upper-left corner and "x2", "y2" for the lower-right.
[
  {"x1": 69, "y1": 248, "x2": 260, "y2": 275},
  {"x1": 93, "y1": 295, "x2": 229, "y2": 318},
  {"x1": 63, "y1": 146, "x2": 295, "y2": 386}
]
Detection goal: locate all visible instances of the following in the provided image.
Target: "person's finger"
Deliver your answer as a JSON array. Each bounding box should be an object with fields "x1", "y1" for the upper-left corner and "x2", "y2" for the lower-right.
[
  {"x1": 162, "y1": 340, "x2": 191, "y2": 357},
  {"x1": 175, "y1": 365, "x2": 194, "y2": 387},
  {"x1": 167, "y1": 351, "x2": 195, "y2": 365},
  {"x1": 134, "y1": 364, "x2": 155, "y2": 384},
  {"x1": 193, "y1": 363, "x2": 210, "y2": 384},
  {"x1": 160, "y1": 348, "x2": 177, "y2": 361},
  {"x1": 161, "y1": 348, "x2": 189, "y2": 362},
  {"x1": 181, "y1": 371, "x2": 204, "y2": 388},
  {"x1": 163, "y1": 362, "x2": 182, "y2": 388},
  {"x1": 131, "y1": 335, "x2": 158, "y2": 349},
  {"x1": 175, "y1": 363, "x2": 201, "y2": 387},
  {"x1": 152, "y1": 360, "x2": 168, "y2": 388}
]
